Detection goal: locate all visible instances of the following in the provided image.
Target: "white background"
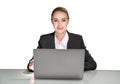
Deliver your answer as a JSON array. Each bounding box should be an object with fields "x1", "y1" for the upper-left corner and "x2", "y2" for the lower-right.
[{"x1": 0, "y1": 0, "x2": 120, "y2": 70}]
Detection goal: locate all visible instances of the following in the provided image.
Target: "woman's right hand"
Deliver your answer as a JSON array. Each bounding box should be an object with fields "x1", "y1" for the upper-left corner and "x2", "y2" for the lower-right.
[{"x1": 28, "y1": 59, "x2": 34, "y2": 72}]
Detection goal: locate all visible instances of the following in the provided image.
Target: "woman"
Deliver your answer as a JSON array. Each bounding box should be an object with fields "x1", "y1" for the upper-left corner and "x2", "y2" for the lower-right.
[{"x1": 28, "y1": 7, "x2": 97, "y2": 72}]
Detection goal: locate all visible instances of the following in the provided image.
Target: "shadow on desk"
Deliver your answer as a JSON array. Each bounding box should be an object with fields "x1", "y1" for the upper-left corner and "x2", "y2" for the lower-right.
[
  {"x1": 0, "y1": 69, "x2": 120, "y2": 84},
  {"x1": 22, "y1": 70, "x2": 97, "y2": 84}
]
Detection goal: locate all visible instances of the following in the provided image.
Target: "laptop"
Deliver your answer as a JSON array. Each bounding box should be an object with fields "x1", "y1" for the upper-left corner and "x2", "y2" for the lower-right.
[{"x1": 34, "y1": 49, "x2": 85, "y2": 80}]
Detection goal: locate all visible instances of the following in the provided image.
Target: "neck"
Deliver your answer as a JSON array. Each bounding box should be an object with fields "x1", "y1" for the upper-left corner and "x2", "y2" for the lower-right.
[{"x1": 55, "y1": 31, "x2": 66, "y2": 43}]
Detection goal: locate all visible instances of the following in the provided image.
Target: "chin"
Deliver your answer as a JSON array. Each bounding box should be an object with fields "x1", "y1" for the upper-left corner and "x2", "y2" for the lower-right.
[{"x1": 56, "y1": 30, "x2": 66, "y2": 35}]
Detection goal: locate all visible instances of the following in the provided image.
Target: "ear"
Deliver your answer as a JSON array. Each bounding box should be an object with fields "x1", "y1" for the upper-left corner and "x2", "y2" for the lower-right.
[{"x1": 67, "y1": 19, "x2": 69, "y2": 25}]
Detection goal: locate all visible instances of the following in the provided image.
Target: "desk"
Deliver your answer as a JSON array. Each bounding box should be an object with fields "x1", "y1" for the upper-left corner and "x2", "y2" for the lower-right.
[{"x1": 0, "y1": 69, "x2": 120, "y2": 84}]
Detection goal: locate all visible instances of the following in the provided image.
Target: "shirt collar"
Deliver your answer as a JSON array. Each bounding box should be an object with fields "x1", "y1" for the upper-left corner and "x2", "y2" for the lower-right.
[{"x1": 55, "y1": 32, "x2": 69, "y2": 49}]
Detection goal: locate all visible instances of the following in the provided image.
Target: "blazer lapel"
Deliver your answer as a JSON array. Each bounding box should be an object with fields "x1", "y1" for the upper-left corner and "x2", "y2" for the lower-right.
[
  {"x1": 67, "y1": 31, "x2": 72, "y2": 49},
  {"x1": 48, "y1": 32, "x2": 55, "y2": 49}
]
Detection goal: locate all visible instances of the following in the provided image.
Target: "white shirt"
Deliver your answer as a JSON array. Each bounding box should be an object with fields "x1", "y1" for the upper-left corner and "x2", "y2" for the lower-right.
[{"x1": 55, "y1": 32, "x2": 69, "y2": 49}]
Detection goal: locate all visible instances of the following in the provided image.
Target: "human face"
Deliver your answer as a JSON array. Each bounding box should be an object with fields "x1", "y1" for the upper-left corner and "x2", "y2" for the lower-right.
[{"x1": 51, "y1": 11, "x2": 69, "y2": 35}]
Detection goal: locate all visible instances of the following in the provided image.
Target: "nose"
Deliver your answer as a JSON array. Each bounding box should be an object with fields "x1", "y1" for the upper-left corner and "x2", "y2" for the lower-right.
[{"x1": 58, "y1": 21, "x2": 62, "y2": 27}]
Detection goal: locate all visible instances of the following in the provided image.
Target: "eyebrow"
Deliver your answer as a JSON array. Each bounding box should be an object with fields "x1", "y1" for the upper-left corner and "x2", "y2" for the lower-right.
[{"x1": 53, "y1": 18, "x2": 68, "y2": 19}]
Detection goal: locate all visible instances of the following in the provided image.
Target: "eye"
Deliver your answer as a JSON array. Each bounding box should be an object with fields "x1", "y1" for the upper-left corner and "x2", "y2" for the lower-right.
[
  {"x1": 54, "y1": 20, "x2": 57, "y2": 22},
  {"x1": 53, "y1": 19, "x2": 58, "y2": 22},
  {"x1": 62, "y1": 19, "x2": 66, "y2": 22},
  {"x1": 62, "y1": 18, "x2": 67, "y2": 22}
]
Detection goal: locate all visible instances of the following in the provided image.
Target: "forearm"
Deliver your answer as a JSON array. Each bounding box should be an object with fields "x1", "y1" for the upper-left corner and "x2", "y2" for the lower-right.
[
  {"x1": 84, "y1": 52, "x2": 97, "y2": 71},
  {"x1": 84, "y1": 60, "x2": 97, "y2": 71}
]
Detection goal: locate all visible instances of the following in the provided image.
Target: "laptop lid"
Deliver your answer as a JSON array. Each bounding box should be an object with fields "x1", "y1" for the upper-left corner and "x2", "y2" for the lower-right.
[{"x1": 34, "y1": 49, "x2": 85, "y2": 79}]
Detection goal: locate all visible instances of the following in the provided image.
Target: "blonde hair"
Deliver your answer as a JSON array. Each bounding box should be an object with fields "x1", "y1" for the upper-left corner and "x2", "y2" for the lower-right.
[{"x1": 51, "y1": 7, "x2": 69, "y2": 20}]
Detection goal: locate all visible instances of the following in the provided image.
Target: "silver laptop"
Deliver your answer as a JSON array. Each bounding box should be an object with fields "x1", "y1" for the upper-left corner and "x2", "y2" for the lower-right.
[{"x1": 34, "y1": 49, "x2": 85, "y2": 80}]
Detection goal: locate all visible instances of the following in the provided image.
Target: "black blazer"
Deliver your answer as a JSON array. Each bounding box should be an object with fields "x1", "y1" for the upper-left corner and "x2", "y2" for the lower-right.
[{"x1": 36, "y1": 31, "x2": 97, "y2": 71}]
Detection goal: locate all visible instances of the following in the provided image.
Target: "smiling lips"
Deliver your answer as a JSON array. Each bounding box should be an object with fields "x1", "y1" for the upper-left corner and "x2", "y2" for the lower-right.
[{"x1": 57, "y1": 27, "x2": 63, "y2": 30}]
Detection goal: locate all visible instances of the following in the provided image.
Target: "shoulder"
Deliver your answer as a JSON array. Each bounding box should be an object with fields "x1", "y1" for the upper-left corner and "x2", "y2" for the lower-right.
[
  {"x1": 39, "y1": 32, "x2": 54, "y2": 40},
  {"x1": 68, "y1": 32, "x2": 83, "y2": 39}
]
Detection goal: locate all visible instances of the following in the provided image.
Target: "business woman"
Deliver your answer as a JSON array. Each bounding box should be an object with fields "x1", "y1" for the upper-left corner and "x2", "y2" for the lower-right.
[{"x1": 28, "y1": 7, "x2": 97, "y2": 72}]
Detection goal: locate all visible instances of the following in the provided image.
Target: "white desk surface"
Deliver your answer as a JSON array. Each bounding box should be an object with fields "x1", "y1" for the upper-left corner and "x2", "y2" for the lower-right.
[{"x1": 0, "y1": 69, "x2": 120, "y2": 84}]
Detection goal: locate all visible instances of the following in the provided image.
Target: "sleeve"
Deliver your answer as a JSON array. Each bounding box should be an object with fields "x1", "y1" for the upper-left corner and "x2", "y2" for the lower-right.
[
  {"x1": 80, "y1": 36, "x2": 97, "y2": 71},
  {"x1": 37, "y1": 36, "x2": 43, "y2": 49},
  {"x1": 27, "y1": 36, "x2": 42, "y2": 72}
]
